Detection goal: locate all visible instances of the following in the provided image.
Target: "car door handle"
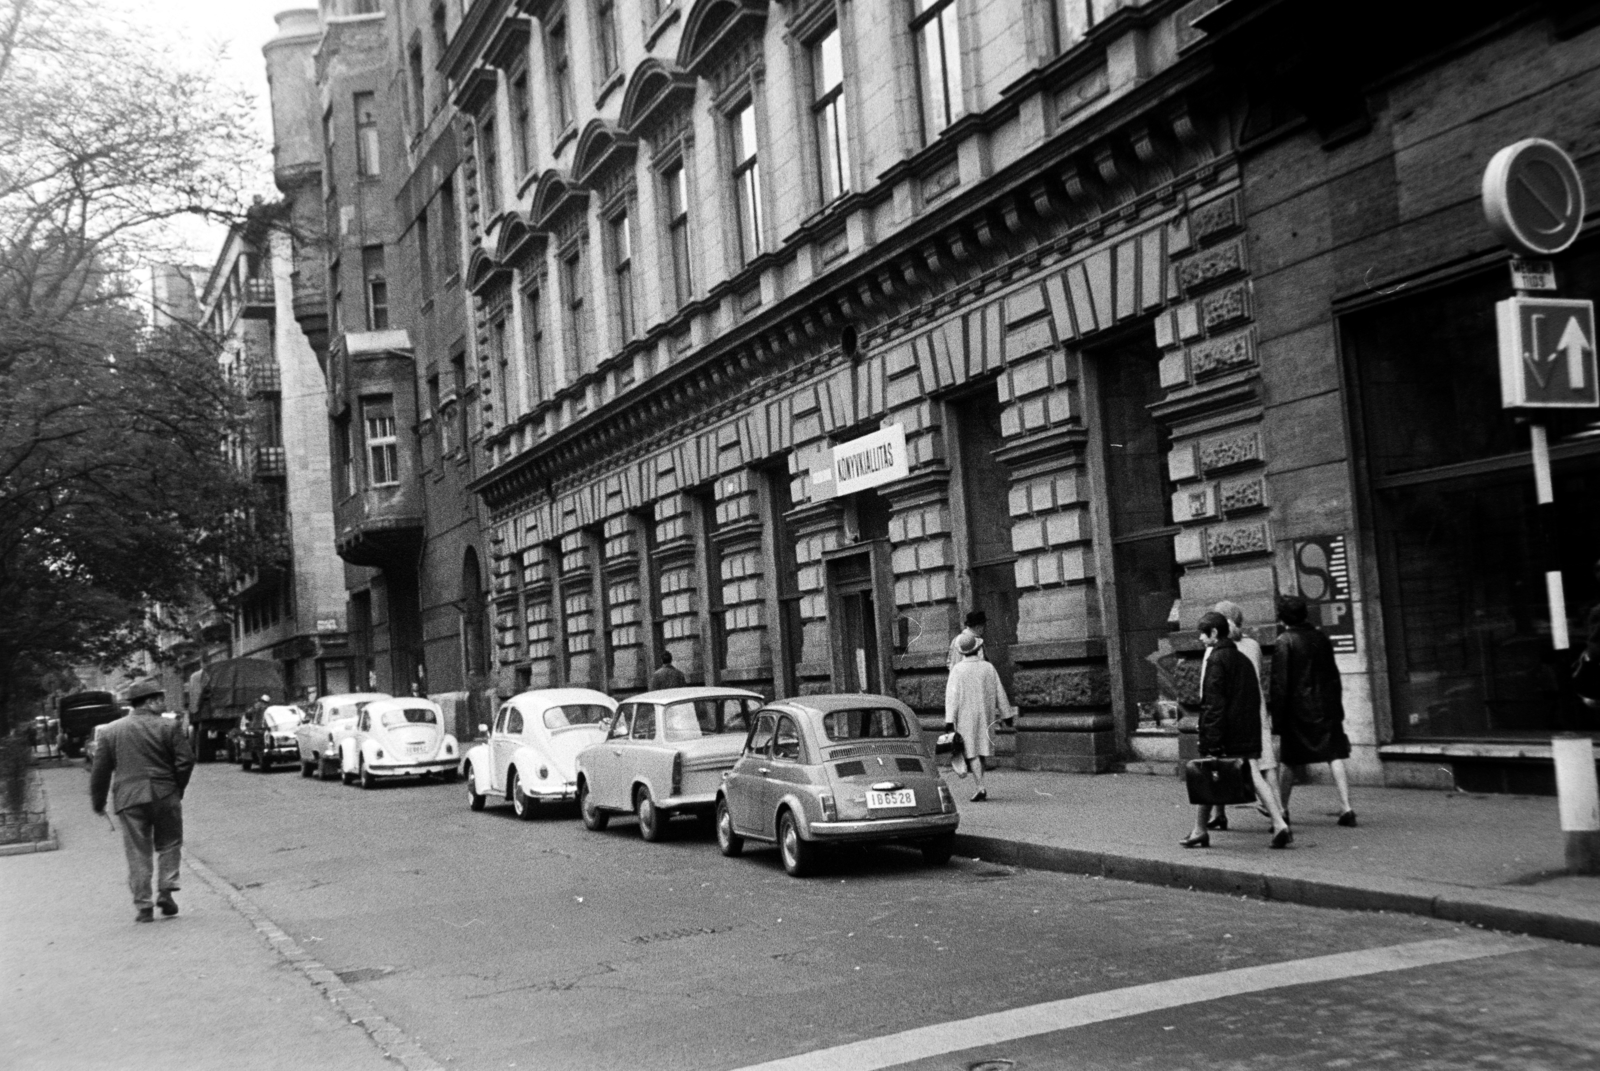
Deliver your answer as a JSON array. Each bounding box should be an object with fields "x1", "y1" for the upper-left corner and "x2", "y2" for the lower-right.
[
  {"x1": 611, "y1": 749, "x2": 622, "y2": 756},
  {"x1": 758, "y1": 767, "x2": 771, "y2": 776}
]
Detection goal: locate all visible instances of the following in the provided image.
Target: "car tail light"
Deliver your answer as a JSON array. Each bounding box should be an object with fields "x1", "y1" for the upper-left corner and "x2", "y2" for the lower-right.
[
  {"x1": 539, "y1": 765, "x2": 549, "y2": 781},
  {"x1": 671, "y1": 753, "x2": 683, "y2": 796},
  {"x1": 374, "y1": 748, "x2": 384, "y2": 760},
  {"x1": 820, "y1": 793, "x2": 837, "y2": 821},
  {"x1": 938, "y1": 784, "x2": 955, "y2": 813}
]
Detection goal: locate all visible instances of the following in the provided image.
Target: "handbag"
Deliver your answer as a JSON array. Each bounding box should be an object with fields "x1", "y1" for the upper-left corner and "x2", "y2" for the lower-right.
[
  {"x1": 936, "y1": 731, "x2": 968, "y2": 777},
  {"x1": 1185, "y1": 757, "x2": 1257, "y2": 806}
]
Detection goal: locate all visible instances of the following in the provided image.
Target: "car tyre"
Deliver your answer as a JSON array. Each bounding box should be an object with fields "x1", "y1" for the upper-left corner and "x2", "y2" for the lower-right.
[
  {"x1": 300, "y1": 758, "x2": 314, "y2": 777},
  {"x1": 318, "y1": 753, "x2": 336, "y2": 781},
  {"x1": 511, "y1": 771, "x2": 536, "y2": 821},
  {"x1": 636, "y1": 787, "x2": 669, "y2": 842},
  {"x1": 341, "y1": 759, "x2": 356, "y2": 786},
  {"x1": 258, "y1": 753, "x2": 272, "y2": 772},
  {"x1": 579, "y1": 779, "x2": 608, "y2": 831},
  {"x1": 239, "y1": 749, "x2": 251, "y2": 770},
  {"x1": 778, "y1": 810, "x2": 816, "y2": 877},
  {"x1": 921, "y1": 833, "x2": 955, "y2": 866},
  {"x1": 359, "y1": 761, "x2": 376, "y2": 790},
  {"x1": 715, "y1": 797, "x2": 743, "y2": 858},
  {"x1": 464, "y1": 763, "x2": 486, "y2": 811}
]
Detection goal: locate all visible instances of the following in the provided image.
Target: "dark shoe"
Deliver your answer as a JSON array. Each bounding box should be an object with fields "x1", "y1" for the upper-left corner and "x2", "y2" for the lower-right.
[
  {"x1": 157, "y1": 892, "x2": 178, "y2": 917},
  {"x1": 1337, "y1": 810, "x2": 1357, "y2": 827},
  {"x1": 970, "y1": 789, "x2": 987, "y2": 802},
  {"x1": 135, "y1": 908, "x2": 155, "y2": 923},
  {"x1": 1270, "y1": 827, "x2": 1293, "y2": 850},
  {"x1": 1179, "y1": 832, "x2": 1210, "y2": 849},
  {"x1": 1205, "y1": 812, "x2": 1229, "y2": 831}
]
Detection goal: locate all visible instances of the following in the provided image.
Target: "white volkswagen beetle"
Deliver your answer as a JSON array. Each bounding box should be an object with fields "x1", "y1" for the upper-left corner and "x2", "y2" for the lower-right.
[
  {"x1": 461, "y1": 688, "x2": 616, "y2": 818},
  {"x1": 339, "y1": 697, "x2": 459, "y2": 789},
  {"x1": 295, "y1": 692, "x2": 391, "y2": 780}
]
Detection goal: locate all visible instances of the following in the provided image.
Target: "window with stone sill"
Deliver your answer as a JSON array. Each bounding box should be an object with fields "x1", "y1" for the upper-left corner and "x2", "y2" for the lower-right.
[
  {"x1": 547, "y1": 14, "x2": 576, "y2": 136},
  {"x1": 510, "y1": 67, "x2": 535, "y2": 178},
  {"x1": 408, "y1": 43, "x2": 427, "y2": 131},
  {"x1": 912, "y1": 0, "x2": 965, "y2": 142},
  {"x1": 362, "y1": 245, "x2": 388, "y2": 331},
  {"x1": 355, "y1": 91, "x2": 381, "y2": 177},
  {"x1": 811, "y1": 24, "x2": 851, "y2": 205},
  {"x1": 662, "y1": 160, "x2": 693, "y2": 307},
  {"x1": 522, "y1": 284, "x2": 548, "y2": 407},
  {"x1": 609, "y1": 210, "x2": 636, "y2": 346},
  {"x1": 1056, "y1": 0, "x2": 1096, "y2": 52},
  {"x1": 363, "y1": 397, "x2": 399, "y2": 487},
  {"x1": 478, "y1": 116, "x2": 501, "y2": 218},
  {"x1": 560, "y1": 242, "x2": 594, "y2": 379},
  {"x1": 730, "y1": 101, "x2": 764, "y2": 265},
  {"x1": 594, "y1": 0, "x2": 621, "y2": 82}
]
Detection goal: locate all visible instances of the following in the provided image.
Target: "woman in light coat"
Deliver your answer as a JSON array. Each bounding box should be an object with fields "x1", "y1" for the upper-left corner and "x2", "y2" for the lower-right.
[{"x1": 944, "y1": 633, "x2": 1010, "y2": 801}]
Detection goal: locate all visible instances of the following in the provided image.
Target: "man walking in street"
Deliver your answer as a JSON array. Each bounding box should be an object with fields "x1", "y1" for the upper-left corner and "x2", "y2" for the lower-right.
[
  {"x1": 1270, "y1": 595, "x2": 1356, "y2": 826},
  {"x1": 90, "y1": 680, "x2": 195, "y2": 923},
  {"x1": 649, "y1": 650, "x2": 688, "y2": 691}
]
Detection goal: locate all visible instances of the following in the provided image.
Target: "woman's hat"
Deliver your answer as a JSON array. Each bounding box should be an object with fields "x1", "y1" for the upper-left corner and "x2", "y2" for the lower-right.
[{"x1": 957, "y1": 633, "x2": 984, "y2": 656}]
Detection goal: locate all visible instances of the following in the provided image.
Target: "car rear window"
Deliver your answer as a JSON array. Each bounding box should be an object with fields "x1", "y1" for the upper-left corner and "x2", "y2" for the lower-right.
[
  {"x1": 263, "y1": 708, "x2": 299, "y2": 731},
  {"x1": 380, "y1": 707, "x2": 438, "y2": 728},
  {"x1": 822, "y1": 708, "x2": 911, "y2": 742},
  {"x1": 662, "y1": 699, "x2": 757, "y2": 741},
  {"x1": 544, "y1": 703, "x2": 612, "y2": 730}
]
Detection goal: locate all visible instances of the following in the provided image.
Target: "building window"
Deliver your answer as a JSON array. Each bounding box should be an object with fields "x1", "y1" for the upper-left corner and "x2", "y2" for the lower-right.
[
  {"x1": 510, "y1": 68, "x2": 534, "y2": 177},
  {"x1": 663, "y1": 162, "x2": 692, "y2": 307},
  {"x1": 561, "y1": 245, "x2": 592, "y2": 379},
  {"x1": 610, "y1": 212, "x2": 635, "y2": 345},
  {"x1": 730, "y1": 101, "x2": 763, "y2": 264},
  {"x1": 490, "y1": 313, "x2": 512, "y2": 426},
  {"x1": 523, "y1": 285, "x2": 547, "y2": 405},
  {"x1": 547, "y1": 15, "x2": 574, "y2": 134},
  {"x1": 431, "y1": 2, "x2": 448, "y2": 58},
  {"x1": 450, "y1": 353, "x2": 468, "y2": 455},
  {"x1": 428, "y1": 374, "x2": 445, "y2": 459},
  {"x1": 362, "y1": 245, "x2": 388, "y2": 330},
  {"x1": 1056, "y1": 0, "x2": 1095, "y2": 52},
  {"x1": 593, "y1": 0, "x2": 620, "y2": 81},
  {"x1": 913, "y1": 0, "x2": 964, "y2": 140},
  {"x1": 321, "y1": 109, "x2": 336, "y2": 187},
  {"x1": 337, "y1": 416, "x2": 354, "y2": 496},
  {"x1": 440, "y1": 179, "x2": 460, "y2": 278},
  {"x1": 812, "y1": 26, "x2": 850, "y2": 204},
  {"x1": 409, "y1": 43, "x2": 427, "y2": 126},
  {"x1": 478, "y1": 117, "x2": 500, "y2": 218},
  {"x1": 330, "y1": 262, "x2": 343, "y2": 337},
  {"x1": 364, "y1": 397, "x2": 399, "y2": 486},
  {"x1": 417, "y1": 207, "x2": 433, "y2": 297},
  {"x1": 355, "y1": 92, "x2": 380, "y2": 177}
]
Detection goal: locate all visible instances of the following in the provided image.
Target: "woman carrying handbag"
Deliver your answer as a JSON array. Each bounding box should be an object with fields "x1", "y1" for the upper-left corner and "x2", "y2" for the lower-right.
[{"x1": 1182, "y1": 611, "x2": 1293, "y2": 850}]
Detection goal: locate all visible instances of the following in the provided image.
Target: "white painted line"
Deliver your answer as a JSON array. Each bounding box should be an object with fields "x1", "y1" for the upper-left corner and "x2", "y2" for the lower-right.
[{"x1": 730, "y1": 934, "x2": 1538, "y2": 1071}]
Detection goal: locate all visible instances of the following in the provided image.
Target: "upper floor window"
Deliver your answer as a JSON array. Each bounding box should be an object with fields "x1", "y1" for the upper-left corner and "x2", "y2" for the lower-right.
[
  {"x1": 408, "y1": 43, "x2": 427, "y2": 128},
  {"x1": 730, "y1": 101, "x2": 763, "y2": 264},
  {"x1": 478, "y1": 117, "x2": 501, "y2": 217},
  {"x1": 417, "y1": 207, "x2": 433, "y2": 297},
  {"x1": 547, "y1": 15, "x2": 575, "y2": 134},
  {"x1": 321, "y1": 109, "x2": 336, "y2": 190},
  {"x1": 523, "y1": 285, "x2": 547, "y2": 405},
  {"x1": 913, "y1": 0, "x2": 964, "y2": 141},
  {"x1": 362, "y1": 245, "x2": 388, "y2": 330},
  {"x1": 610, "y1": 212, "x2": 635, "y2": 344},
  {"x1": 364, "y1": 397, "x2": 399, "y2": 486},
  {"x1": 440, "y1": 179, "x2": 461, "y2": 279},
  {"x1": 1056, "y1": 0, "x2": 1095, "y2": 52},
  {"x1": 812, "y1": 26, "x2": 850, "y2": 204},
  {"x1": 355, "y1": 92, "x2": 380, "y2": 177},
  {"x1": 663, "y1": 162, "x2": 692, "y2": 307},
  {"x1": 490, "y1": 312, "x2": 512, "y2": 425},
  {"x1": 510, "y1": 68, "x2": 534, "y2": 177},
  {"x1": 594, "y1": 0, "x2": 621, "y2": 81},
  {"x1": 561, "y1": 244, "x2": 592, "y2": 378},
  {"x1": 431, "y1": 2, "x2": 448, "y2": 58}
]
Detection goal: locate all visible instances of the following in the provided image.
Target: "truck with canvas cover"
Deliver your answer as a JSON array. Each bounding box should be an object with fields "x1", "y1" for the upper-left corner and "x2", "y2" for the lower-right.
[
  {"x1": 56, "y1": 691, "x2": 121, "y2": 758},
  {"x1": 192, "y1": 658, "x2": 285, "y2": 761}
]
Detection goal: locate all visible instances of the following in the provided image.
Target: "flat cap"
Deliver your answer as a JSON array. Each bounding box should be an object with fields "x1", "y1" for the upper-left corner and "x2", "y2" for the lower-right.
[{"x1": 125, "y1": 680, "x2": 164, "y2": 703}]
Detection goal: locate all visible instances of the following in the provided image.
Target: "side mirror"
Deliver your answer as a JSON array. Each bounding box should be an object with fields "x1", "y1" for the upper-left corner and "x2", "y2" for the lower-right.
[{"x1": 477, "y1": 723, "x2": 489, "y2": 734}]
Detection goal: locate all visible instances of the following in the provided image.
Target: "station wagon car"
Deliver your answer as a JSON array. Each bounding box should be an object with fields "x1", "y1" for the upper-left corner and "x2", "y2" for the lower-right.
[
  {"x1": 228, "y1": 705, "x2": 303, "y2": 771},
  {"x1": 462, "y1": 688, "x2": 615, "y2": 817},
  {"x1": 295, "y1": 692, "x2": 390, "y2": 779},
  {"x1": 576, "y1": 687, "x2": 763, "y2": 841},
  {"x1": 339, "y1": 697, "x2": 459, "y2": 788},
  {"x1": 715, "y1": 694, "x2": 959, "y2": 876}
]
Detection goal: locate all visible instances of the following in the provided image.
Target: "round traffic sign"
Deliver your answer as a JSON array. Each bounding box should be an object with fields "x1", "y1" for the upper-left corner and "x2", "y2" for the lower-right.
[{"x1": 1482, "y1": 138, "x2": 1588, "y2": 256}]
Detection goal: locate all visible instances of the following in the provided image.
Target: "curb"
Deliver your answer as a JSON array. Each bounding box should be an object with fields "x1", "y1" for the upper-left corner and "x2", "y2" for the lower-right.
[
  {"x1": 0, "y1": 830, "x2": 59, "y2": 855},
  {"x1": 952, "y1": 833, "x2": 1600, "y2": 948},
  {"x1": 182, "y1": 850, "x2": 445, "y2": 1071}
]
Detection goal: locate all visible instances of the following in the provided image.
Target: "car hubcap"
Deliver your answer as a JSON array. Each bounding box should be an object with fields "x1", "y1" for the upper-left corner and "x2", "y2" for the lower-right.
[
  {"x1": 639, "y1": 797, "x2": 653, "y2": 831},
  {"x1": 718, "y1": 809, "x2": 731, "y2": 845},
  {"x1": 782, "y1": 821, "x2": 797, "y2": 865}
]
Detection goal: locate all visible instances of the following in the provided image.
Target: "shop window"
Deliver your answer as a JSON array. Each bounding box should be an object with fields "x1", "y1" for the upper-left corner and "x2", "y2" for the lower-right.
[{"x1": 1348, "y1": 256, "x2": 1600, "y2": 738}]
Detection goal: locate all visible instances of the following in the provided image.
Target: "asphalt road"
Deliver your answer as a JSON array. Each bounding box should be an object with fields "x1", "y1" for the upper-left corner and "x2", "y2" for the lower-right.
[{"x1": 184, "y1": 762, "x2": 1600, "y2": 1071}]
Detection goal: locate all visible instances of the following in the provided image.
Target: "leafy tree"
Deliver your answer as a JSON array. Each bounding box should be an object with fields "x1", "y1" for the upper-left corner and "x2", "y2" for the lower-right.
[{"x1": 0, "y1": 0, "x2": 272, "y2": 728}]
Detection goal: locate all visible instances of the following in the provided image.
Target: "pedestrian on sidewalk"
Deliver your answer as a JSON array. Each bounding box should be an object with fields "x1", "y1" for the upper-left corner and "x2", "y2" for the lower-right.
[
  {"x1": 1269, "y1": 595, "x2": 1356, "y2": 827},
  {"x1": 947, "y1": 610, "x2": 987, "y2": 667},
  {"x1": 90, "y1": 680, "x2": 195, "y2": 923},
  {"x1": 1206, "y1": 600, "x2": 1287, "y2": 833},
  {"x1": 945, "y1": 632, "x2": 1010, "y2": 801},
  {"x1": 1183, "y1": 612, "x2": 1292, "y2": 850},
  {"x1": 649, "y1": 649, "x2": 688, "y2": 691}
]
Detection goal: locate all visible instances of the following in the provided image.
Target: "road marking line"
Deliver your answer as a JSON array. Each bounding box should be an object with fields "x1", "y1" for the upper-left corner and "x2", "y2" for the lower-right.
[{"x1": 729, "y1": 934, "x2": 1537, "y2": 1071}]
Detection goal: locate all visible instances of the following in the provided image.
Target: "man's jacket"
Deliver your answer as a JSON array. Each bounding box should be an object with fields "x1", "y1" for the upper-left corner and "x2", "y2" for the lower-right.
[{"x1": 90, "y1": 712, "x2": 195, "y2": 813}]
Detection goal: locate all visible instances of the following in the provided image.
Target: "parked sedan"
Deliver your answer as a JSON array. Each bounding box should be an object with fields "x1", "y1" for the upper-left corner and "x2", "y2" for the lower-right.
[
  {"x1": 228, "y1": 705, "x2": 303, "y2": 771},
  {"x1": 715, "y1": 694, "x2": 959, "y2": 876},
  {"x1": 462, "y1": 688, "x2": 615, "y2": 818},
  {"x1": 577, "y1": 687, "x2": 764, "y2": 841},
  {"x1": 339, "y1": 697, "x2": 459, "y2": 788},
  {"x1": 294, "y1": 692, "x2": 391, "y2": 780}
]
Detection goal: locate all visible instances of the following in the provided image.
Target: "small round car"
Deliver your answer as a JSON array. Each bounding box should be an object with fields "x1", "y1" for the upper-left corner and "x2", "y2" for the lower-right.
[
  {"x1": 339, "y1": 697, "x2": 459, "y2": 789},
  {"x1": 715, "y1": 694, "x2": 959, "y2": 876},
  {"x1": 461, "y1": 688, "x2": 616, "y2": 818}
]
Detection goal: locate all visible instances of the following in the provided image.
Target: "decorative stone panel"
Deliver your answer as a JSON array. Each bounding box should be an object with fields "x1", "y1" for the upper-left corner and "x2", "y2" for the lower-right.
[
  {"x1": 1012, "y1": 667, "x2": 1112, "y2": 709},
  {"x1": 1171, "y1": 483, "x2": 1216, "y2": 523},
  {"x1": 1218, "y1": 475, "x2": 1266, "y2": 513},
  {"x1": 1207, "y1": 521, "x2": 1270, "y2": 559},
  {"x1": 1190, "y1": 193, "x2": 1240, "y2": 242},
  {"x1": 1200, "y1": 282, "x2": 1250, "y2": 330},
  {"x1": 1187, "y1": 327, "x2": 1255, "y2": 378},
  {"x1": 1175, "y1": 237, "x2": 1245, "y2": 293},
  {"x1": 1168, "y1": 442, "x2": 1200, "y2": 481},
  {"x1": 1198, "y1": 430, "x2": 1260, "y2": 472},
  {"x1": 1175, "y1": 302, "x2": 1202, "y2": 340}
]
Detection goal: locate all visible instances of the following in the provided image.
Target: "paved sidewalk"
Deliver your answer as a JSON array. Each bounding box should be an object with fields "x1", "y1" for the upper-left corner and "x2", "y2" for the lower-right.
[
  {"x1": 0, "y1": 761, "x2": 394, "y2": 1071},
  {"x1": 949, "y1": 766, "x2": 1600, "y2": 946}
]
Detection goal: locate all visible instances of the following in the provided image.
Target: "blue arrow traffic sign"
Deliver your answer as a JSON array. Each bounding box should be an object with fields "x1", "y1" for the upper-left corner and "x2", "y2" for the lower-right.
[{"x1": 1496, "y1": 296, "x2": 1599, "y2": 408}]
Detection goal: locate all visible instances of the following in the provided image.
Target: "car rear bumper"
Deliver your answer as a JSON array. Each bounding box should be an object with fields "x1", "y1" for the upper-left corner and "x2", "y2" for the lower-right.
[
  {"x1": 660, "y1": 791, "x2": 717, "y2": 813},
  {"x1": 367, "y1": 759, "x2": 457, "y2": 777},
  {"x1": 523, "y1": 780, "x2": 578, "y2": 802},
  {"x1": 807, "y1": 813, "x2": 959, "y2": 842},
  {"x1": 263, "y1": 745, "x2": 299, "y2": 760}
]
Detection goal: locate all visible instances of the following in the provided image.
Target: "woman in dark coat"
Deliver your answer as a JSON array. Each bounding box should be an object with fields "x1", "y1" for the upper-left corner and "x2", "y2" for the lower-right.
[
  {"x1": 1270, "y1": 595, "x2": 1356, "y2": 826},
  {"x1": 1182, "y1": 612, "x2": 1292, "y2": 849}
]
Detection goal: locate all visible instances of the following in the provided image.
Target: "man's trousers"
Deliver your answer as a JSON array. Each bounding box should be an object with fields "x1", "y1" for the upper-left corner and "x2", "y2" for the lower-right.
[{"x1": 117, "y1": 795, "x2": 183, "y2": 910}]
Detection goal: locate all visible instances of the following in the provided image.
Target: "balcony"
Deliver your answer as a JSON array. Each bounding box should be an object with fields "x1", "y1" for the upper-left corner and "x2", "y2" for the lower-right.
[
  {"x1": 246, "y1": 360, "x2": 281, "y2": 396},
  {"x1": 335, "y1": 491, "x2": 425, "y2": 567},
  {"x1": 291, "y1": 278, "x2": 328, "y2": 358},
  {"x1": 241, "y1": 276, "x2": 276, "y2": 320},
  {"x1": 253, "y1": 445, "x2": 286, "y2": 479}
]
